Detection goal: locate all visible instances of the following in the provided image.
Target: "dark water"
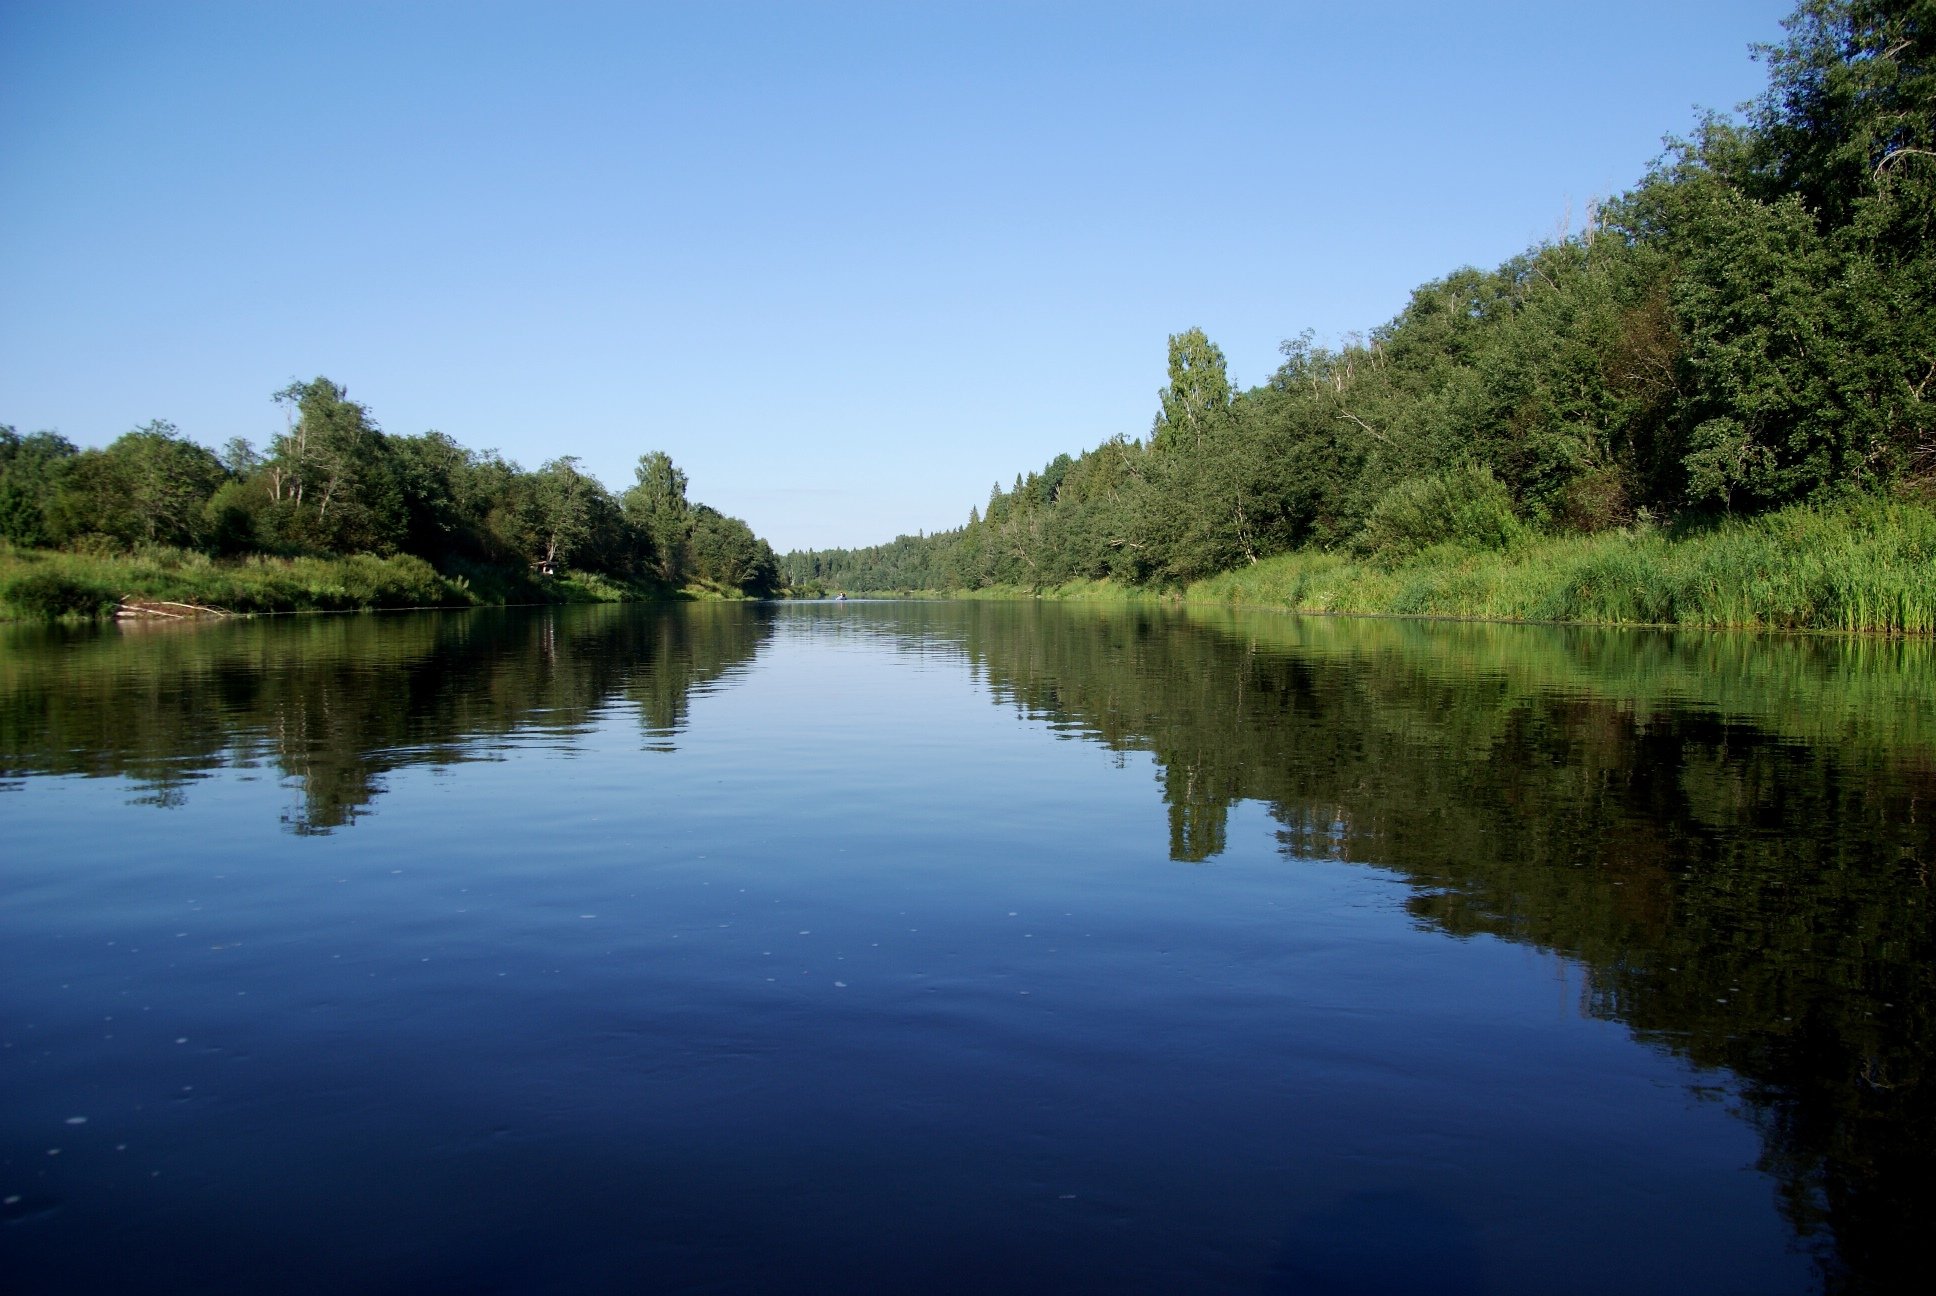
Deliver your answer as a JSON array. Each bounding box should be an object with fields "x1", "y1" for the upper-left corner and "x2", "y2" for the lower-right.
[{"x1": 2, "y1": 602, "x2": 1930, "y2": 1295}]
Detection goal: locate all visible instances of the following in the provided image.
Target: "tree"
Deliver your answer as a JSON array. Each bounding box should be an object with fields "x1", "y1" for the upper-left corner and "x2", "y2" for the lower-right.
[
  {"x1": 1745, "y1": 0, "x2": 1936, "y2": 229},
  {"x1": 391, "y1": 430, "x2": 488, "y2": 562},
  {"x1": 220, "y1": 436, "x2": 262, "y2": 478},
  {"x1": 688, "y1": 505, "x2": 780, "y2": 594},
  {"x1": 25, "y1": 422, "x2": 227, "y2": 550},
  {"x1": 0, "y1": 426, "x2": 78, "y2": 547},
  {"x1": 528, "y1": 456, "x2": 598, "y2": 572},
  {"x1": 1151, "y1": 327, "x2": 1233, "y2": 454},
  {"x1": 110, "y1": 420, "x2": 228, "y2": 546},
  {"x1": 1729, "y1": 0, "x2": 1936, "y2": 494},
  {"x1": 267, "y1": 378, "x2": 405, "y2": 553},
  {"x1": 622, "y1": 450, "x2": 692, "y2": 582}
]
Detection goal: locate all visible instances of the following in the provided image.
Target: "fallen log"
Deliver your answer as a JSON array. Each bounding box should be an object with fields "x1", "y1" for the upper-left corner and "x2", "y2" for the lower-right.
[{"x1": 116, "y1": 597, "x2": 231, "y2": 621}]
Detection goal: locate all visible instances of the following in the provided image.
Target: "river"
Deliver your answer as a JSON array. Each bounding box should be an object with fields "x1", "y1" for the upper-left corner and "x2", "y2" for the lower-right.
[{"x1": 3, "y1": 601, "x2": 1929, "y2": 1294}]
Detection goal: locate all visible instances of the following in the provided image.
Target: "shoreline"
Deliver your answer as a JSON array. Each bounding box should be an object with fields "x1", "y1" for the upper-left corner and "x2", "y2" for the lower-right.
[{"x1": 813, "y1": 498, "x2": 1936, "y2": 638}]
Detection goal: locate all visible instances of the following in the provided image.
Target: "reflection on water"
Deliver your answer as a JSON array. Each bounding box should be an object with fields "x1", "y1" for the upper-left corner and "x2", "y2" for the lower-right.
[
  {"x1": 2, "y1": 601, "x2": 1929, "y2": 1292},
  {"x1": 922, "y1": 602, "x2": 1933, "y2": 1291},
  {"x1": 1, "y1": 603, "x2": 774, "y2": 831}
]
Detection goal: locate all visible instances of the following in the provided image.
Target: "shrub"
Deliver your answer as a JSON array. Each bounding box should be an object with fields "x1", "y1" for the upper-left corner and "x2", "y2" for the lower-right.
[
  {"x1": 1554, "y1": 466, "x2": 1634, "y2": 533},
  {"x1": 3, "y1": 569, "x2": 118, "y2": 619},
  {"x1": 1357, "y1": 464, "x2": 1528, "y2": 565}
]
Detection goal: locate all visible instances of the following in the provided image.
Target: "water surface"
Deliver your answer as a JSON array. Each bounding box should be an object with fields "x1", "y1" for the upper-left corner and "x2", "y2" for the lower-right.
[{"x1": 3, "y1": 602, "x2": 1930, "y2": 1294}]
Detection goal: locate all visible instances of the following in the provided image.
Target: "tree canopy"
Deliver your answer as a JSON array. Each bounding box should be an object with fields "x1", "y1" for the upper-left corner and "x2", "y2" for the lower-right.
[{"x1": 0, "y1": 390, "x2": 779, "y2": 598}]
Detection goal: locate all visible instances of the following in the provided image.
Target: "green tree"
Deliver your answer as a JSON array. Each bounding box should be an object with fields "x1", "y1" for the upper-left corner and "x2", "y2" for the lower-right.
[
  {"x1": 1745, "y1": 0, "x2": 1936, "y2": 228},
  {"x1": 528, "y1": 456, "x2": 599, "y2": 573},
  {"x1": 0, "y1": 426, "x2": 78, "y2": 547},
  {"x1": 110, "y1": 420, "x2": 228, "y2": 547},
  {"x1": 622, "y1": 450, "x2": 692, "y2": 582},
  {"x1": 391, "y1": 430, "x2": 493, "y2": 562},
  {"x1": 1151, "y1": 328, "x2": 1233, "y2": 455},
  {"x1": 688, "y1": 505, "x2": 779, "y2": 594},
  {"x1": 268, "y1": 378, "x2": 406, "y2": 554}
]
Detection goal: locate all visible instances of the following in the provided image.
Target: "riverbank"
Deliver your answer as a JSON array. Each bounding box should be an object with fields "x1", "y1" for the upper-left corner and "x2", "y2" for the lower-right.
[
  {"x1": 1186, "y1": 499, "x2": 1936, "y2": 634},
  {"x1": 839, "y1": 500, "x2": 1936, "y2": 636},
  {"x1": 0, "y1": 545, "x2": 693, "y2": 619}
]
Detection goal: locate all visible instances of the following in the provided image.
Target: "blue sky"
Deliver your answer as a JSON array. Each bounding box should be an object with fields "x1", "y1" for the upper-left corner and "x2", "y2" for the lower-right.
[{"x1": 2, "y1": 0, "x2": 1794, "y2": 553}]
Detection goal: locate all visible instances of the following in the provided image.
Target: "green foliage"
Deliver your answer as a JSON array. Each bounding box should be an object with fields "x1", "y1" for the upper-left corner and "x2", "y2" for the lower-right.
[
  {"x1": 623, "y1": 450, "x2": 692, "y2": 583},
  {"x1": 0, "y1": 547, "x2": 468, "y2": 618},
  {"x1": 1666, "y1": 177, "x2": 1884, "y2": 507},
  {"x1": 1151, "y1": 327, "x2": 1233, "y2": 454},
  {"x1": 1, "y1": 390, "x2": 780, "y2": 613},
  {"x1": 527, "y1": 456, "x2": 600, "y2": 571},
  {"x1": 266, "y1": 378, "x2": 408, "y2": 555},
  {"x1": 687, "y1": 506, "x2": 781, "y2": 595},
  {"x1": 0, "y1": 426, "x2": 78, "y2": 547},
  {"x1": 202, "y1": 478, "x2": 266, "y2": 555},
  {"x1": 1356, "y1": 464, "x2": 1528, "y2": 565},
  {"x1": 1, "y1": 566, "x2": 118, "y2": 619},
  {"x1": 1745, "y1": 0, "x2": 1936, "y2": 228},
  {"x1": 112, "y1": 421, "x2": 229, "y2": 547},
  {"x1": 1189, "y1": 497, "x2": 1936, "y2": 634}
]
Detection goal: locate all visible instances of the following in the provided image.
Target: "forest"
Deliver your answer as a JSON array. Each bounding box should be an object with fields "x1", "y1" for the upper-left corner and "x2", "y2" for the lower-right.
[
  {"x1": 0, "y1": 377, "x2": 781, "y2": 614},
  {"x1": 784, "y1": 0, "x2": 1935, "y2": 603}
]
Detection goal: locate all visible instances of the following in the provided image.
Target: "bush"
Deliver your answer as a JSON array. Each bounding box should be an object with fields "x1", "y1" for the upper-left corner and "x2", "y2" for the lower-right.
[
  {"x1": 3, "y1": 569, "x2": 118, "y2": 619},
  {"x1": 202, "y1": 480, "x2": 264, "y2": 555},
  {"x1": 1357, "y1": 464, "x2": 1528, "y2": 565},
  {"x1": 1555, "y1": 466, "x2": 1634, "y2": 533}
]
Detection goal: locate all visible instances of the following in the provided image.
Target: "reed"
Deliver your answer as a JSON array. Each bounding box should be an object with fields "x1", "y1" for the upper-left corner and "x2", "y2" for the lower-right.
[{"x1": 1186, "y1": 499, "x2": 1936, "y2": 635}]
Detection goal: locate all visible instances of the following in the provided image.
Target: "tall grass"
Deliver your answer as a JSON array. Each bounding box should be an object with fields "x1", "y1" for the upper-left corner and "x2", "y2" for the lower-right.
[
  {"x1": 1187, "y1": 498, "x2": 1936, "y2": 635},
  {"x1": 0, "y1": 546, "x2": 474, "y2": 618},
  {"x1": 0, "y1": 543, "x2": 690, "y2": 620}
]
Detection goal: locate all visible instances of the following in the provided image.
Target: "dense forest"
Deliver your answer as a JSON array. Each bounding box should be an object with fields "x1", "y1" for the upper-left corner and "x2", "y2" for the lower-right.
[
  {"x1": 785, "y1": 0, "x2": 1935, "y2": 595},
  {"x1": 0, "y1": 377, "x2": 782, "y2": 603}
]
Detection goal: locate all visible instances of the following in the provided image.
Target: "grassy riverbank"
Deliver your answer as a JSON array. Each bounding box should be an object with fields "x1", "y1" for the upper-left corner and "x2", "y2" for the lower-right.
[
  {"x1": 12, "y1": 499, "x2": 1931, "y2": 633},
  {"x1": 0, "y1": 545, "x2": 676, "y2": 619},
  {"x1": 842, "y1": 500, "x2": 1936, "y2": 635},
  {"x1": 1185, "y1": 499, "x2": 1936, "y2": 635}
]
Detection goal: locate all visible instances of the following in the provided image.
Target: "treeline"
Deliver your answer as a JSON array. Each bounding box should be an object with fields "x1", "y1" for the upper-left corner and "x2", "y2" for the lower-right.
[
  {"x1": 1, "y1": 377, "x2": 780, "y2": 599},
  {"x1": 786, "y1": 0, "x2": 1935, "y2": 594}
]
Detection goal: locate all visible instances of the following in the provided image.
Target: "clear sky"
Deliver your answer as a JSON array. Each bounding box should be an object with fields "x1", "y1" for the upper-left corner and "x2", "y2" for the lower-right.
[{"x1": 2, "y1": 0, "x2": 1795, "y2": 553}]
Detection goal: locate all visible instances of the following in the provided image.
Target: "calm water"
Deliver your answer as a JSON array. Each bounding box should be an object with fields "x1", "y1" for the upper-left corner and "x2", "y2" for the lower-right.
[{"x1": 2, "y1": 602, "x2": 1930, "y2": 1295}]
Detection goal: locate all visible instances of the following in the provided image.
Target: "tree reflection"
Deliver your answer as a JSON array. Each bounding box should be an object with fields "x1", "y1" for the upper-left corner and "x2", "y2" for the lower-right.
[
  {"x1": 0, "y1": 603, "x2": 774, "y2": 833},
  {"x1": 918, "y1": 601, "x2": 1930, "y2": 1295}
]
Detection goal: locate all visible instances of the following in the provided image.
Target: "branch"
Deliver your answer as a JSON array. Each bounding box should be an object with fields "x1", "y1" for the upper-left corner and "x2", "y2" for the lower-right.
[
  {"x1": 1910, "y1": 358, "x2": 1936, "y2": 401},
  {"x1": 1876, "y1": 146, "x2": 1936, "y2": 176},
  {"x1": 1336, "y1": 410, "x2": 1394, "y2": 446}
]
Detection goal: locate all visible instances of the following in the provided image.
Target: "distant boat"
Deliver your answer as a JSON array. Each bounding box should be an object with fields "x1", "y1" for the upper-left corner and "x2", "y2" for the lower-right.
[{"x1": 834, "y1": 594, "x2": 848, "y2": 602}]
